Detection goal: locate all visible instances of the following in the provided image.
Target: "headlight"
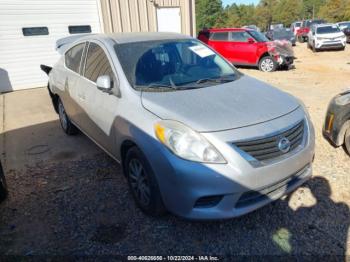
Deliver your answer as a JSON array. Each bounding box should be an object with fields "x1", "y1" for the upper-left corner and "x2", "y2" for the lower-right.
[{"x1": 154, "y1": 120, "x2": 226, "y2": 163}]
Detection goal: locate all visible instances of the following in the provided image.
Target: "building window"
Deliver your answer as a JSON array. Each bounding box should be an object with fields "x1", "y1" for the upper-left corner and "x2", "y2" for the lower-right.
[
  {"x1": 68, "y1": 25, "x2": 91, "y2": 34},
  {"x1": 22, "y1": 27, "x2": 49, "y2": 36}
]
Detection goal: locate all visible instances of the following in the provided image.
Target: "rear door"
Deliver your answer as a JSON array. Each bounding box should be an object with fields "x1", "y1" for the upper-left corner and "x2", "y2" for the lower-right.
[
  {"x1": 207, "y1": 32, "x2": 231, "y2": 60},
  {"x1": 230, "y1": 31, "x2": 259, "y2": 65},
  {"x1": 78, "y1": 41, "x2": 119, "y2": 154},
  {"x1": 62, "y1": 42, "x2": 86, "y2": 123}
]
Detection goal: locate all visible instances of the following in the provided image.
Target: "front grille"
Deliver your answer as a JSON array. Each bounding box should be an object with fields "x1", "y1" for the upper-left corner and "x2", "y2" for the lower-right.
[
  {"x1": 234, "y1": 120, "x2": 305, "y2": 162},
  {"x1": 235, "y1": 164, "x2": 310, "y2": 208}
]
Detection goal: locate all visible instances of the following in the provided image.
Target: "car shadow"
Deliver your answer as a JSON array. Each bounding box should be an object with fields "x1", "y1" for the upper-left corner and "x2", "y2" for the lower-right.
[{"x1": 0, "y1": 119, "x2": 348, "y2": 258}]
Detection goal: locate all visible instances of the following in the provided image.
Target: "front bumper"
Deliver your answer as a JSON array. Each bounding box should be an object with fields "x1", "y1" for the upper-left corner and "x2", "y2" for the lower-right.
[
  {"x1": 315, "y1": 39, "x2": 346, "y2": 49},
  {"x1": 145, "y1": 108, "x2": 315, "y2": 220}
]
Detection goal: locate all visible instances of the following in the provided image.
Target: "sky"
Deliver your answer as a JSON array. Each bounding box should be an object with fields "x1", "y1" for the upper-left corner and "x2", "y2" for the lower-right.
[{"x1": 222, "y1": 0, "x2": 259, "y2": 6}]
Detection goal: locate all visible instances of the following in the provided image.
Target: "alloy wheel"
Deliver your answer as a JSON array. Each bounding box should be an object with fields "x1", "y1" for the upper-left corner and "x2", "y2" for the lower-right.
[
  {"x1": 128, "y1": 159, "x2": 151, "y2": 207},
  {"x1": 261, "y1": 58, "x2": 274, "y2": 72},
  {"x1": 58, "y1": 101, "x2": 68, "y2": 131}
]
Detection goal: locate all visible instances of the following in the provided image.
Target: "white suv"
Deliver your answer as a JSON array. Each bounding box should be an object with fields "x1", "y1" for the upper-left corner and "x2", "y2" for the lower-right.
[{"x1": 308, "y1": 24, "x2": 346, "y2": 52}]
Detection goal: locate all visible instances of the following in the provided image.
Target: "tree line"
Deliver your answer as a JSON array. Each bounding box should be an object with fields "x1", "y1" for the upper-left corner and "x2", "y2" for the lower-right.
[{"x1": 196, "y1": 0, "x2": 350, "y2": 32}]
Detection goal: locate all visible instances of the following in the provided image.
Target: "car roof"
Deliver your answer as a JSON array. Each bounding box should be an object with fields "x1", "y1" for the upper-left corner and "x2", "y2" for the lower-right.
[
  {"x1": 204, "y1": 28, "x2": 249, "y2": 32},
  {"x1": 73, "y1": 32, "x2": 192, "y2": 44},
  {"x1": 314, "y1": 23, "x2": 337, "y2": 28}
]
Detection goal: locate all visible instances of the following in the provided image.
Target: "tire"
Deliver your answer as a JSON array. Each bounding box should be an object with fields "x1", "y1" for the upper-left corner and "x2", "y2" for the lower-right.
[
  {"x1": 125, "y1": 146, "x2": 166, "y2": 216},
  {"x1": 0, "y1": 162, "x2": 8, "y2": 202},
  {"x1": 58, "y1": 98, "x2": 78, "y2": 135},
  {"x1": 344, "y1": 128, "x2": 350, "y2": 156},
  {"x1": 312, "y1": 44, "x2": 318, "y2": 53},
  {"x1": 259, "y1": 56, "x2": 277, "y2": 72}
]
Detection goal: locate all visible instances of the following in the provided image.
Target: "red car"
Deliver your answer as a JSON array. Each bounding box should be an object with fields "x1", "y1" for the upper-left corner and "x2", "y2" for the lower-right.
[
  {"x1": 297, "y1": 19, "x2": 326, "y2": 43},
  {"x1": 198, "y1": 28, "x2": 294, "y2": 72}
]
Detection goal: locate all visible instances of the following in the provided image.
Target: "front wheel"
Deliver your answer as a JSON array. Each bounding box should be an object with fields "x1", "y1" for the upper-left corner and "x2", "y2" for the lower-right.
[
  {"x1": 0, "y1": 162, "x2": 8, "y2": 202},
  {"x1": 58, "y1": 98, "x2": 78, "y2": 135},
  {"x1": 312, "y1": 44, "x2": 318, "y2": 53},
  {"x1": 344, "y1": 128, "x2": 350, "y2": 156},
  {"x1": 125, "y1": 146, "x2": 166, "y2": 216},
  {"x1": 259, "y1": 56, "x2": 277, "y2": 72}
]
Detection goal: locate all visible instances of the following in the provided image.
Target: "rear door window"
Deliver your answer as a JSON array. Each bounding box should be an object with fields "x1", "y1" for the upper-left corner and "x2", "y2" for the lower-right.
[
  {"x1": 210, "y1": 32, "x2": 229, "y2": 41},
  {"x1": 84, "y1": 42, "x2": 114, "y2": 83},
  {"x1": 65, "y1": 43, "x2": 85, "y2": 73}
]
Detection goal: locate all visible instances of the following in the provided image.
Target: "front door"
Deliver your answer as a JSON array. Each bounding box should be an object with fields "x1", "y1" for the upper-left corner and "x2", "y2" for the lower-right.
[
  {"x1": 230, "y1": 31, "x2": 259, "y2": 65},
  {"x1": 78, "y1": 41, "x2": 119, "y2": 154}
]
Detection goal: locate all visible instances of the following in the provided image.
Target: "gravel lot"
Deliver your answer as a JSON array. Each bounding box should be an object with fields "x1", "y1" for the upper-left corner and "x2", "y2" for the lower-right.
[{"x1": 0, "y1": 43, "x2": 349, "y2": 258}]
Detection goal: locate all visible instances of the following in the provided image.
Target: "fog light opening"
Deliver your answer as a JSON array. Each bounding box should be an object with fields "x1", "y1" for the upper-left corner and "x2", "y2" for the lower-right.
[{"x1": 194, "y1": 195, "x2": 223, "y2": 208}]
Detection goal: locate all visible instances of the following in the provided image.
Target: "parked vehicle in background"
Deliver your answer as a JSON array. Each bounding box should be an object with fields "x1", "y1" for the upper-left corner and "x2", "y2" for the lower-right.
[
  {"x1": 266, "y1": 28, "x2": 296, "y2": 46},
  {"x1": 323, "y1": 90, "x2": 350, "y2": 155},
  {"x1": 242, "y1": 25, "x2": 261, "y2": 32},
  {"x1": 0, "y1": 161, "x2": 8, "y2": 202},
  {"x1": 269, "y1": 23, "x2": 284, "y2": 31},
  {"x1": 198, "y1": 28, "x2": 294, "y2": 72},
  {"x1": 307, "y1": 24, "x2": 346, "y2": 52},
  {"x1": 291, "y1": 21, "x2": 302, "y2": 35},
  {"x1": 42, "y1": 32, "x2": 315, "y2": 220},
  {"x1": 297, "y1": 19, "x2": 326, "y2": 43},
  {"x1": 337, "y1": 21, "x2": 350, "y2": 43}
]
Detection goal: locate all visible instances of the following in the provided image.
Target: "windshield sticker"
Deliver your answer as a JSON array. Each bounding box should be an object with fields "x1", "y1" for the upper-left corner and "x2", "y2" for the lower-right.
[{"x1": 189, "y1": 45, "x2": 215, "y2": 58}]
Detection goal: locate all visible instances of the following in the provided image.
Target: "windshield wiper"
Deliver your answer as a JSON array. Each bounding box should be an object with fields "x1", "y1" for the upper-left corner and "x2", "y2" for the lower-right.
[{"x1": 195, "y1": 76, "x2": 235, "y2": 85}]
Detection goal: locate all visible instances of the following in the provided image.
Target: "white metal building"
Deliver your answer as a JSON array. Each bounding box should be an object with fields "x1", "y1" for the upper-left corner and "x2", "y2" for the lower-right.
[{"x1": 0, "y1": 0, "x2": 196, "y2": 92}]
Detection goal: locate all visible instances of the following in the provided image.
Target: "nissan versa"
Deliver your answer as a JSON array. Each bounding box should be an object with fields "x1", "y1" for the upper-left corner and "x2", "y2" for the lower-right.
[{"x1": 42, "y1": 33, "x2": 315, "y2": 220}]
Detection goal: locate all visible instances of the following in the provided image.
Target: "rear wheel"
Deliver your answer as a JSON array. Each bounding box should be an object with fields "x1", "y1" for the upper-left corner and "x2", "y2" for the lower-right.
[
  {"x1": 259, "y1": 56, "x2": 277, "y2": 72},
  {"x1": 0, "y1": 162, "x2": 8, "y2": 202},
  {"x1": 58, "y1": 98, "x2": 78, "y2": 135},
  {"x1": 125, "y1": 146, "x2": 166, "y2": 216}
]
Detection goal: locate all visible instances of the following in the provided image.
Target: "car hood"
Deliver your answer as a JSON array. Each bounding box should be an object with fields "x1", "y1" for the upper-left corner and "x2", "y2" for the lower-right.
[
  {"x1": 317, "y1": 32, "x2": 344, "y2": 38},
  {"x1": 141, "y1": 75, "x2": 300, "y2": 132}
]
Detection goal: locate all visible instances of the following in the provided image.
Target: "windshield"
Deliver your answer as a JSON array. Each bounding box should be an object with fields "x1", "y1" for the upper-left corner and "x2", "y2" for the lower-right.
[
  {"x1": 295, "y1": 22, "x2": 301, "y2": 27},
  {"x1": 248, "y1": 30, "x2": 269, "y2": 42},
  {"x1": 114, "y1": 39, "x2": 240, "y2": 91},
  {"x1": 304, "y1": 20, "x2": 324, "y2": 27},
  {"x1": 317, "y1": 26, "x2": 341, "y2": 34},
  {"x1": 273, "y1": 29, "x2": 294, "y2": 39},
  {"x1": 339, "y1": 22, "x2": 350, "y2": 29}
]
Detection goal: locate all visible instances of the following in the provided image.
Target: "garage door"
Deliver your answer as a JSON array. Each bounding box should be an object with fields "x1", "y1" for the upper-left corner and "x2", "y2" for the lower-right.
[{"x1": 0, "y1": 0, "x2": 102, "y2": 92}]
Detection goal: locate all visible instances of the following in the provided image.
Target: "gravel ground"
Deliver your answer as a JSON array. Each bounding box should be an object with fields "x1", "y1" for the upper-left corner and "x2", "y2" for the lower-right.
[{"x1": 0, "y1": 43, "x2": 349, "y2": 259}]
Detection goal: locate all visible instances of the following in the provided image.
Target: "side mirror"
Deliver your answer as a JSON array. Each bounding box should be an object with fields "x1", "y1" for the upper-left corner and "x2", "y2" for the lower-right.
[
  {"x1": 96, "y1": 75, "x2": 112, "y2": 93},
  {"x1": 247, "y1": 38, "x2": 255, "y2": 44}
]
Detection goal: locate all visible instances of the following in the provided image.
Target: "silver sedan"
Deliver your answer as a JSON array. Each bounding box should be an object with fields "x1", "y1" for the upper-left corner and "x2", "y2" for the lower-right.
[{"x1": 43, "y1": 33, "x2": 315, "y2": 219}]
